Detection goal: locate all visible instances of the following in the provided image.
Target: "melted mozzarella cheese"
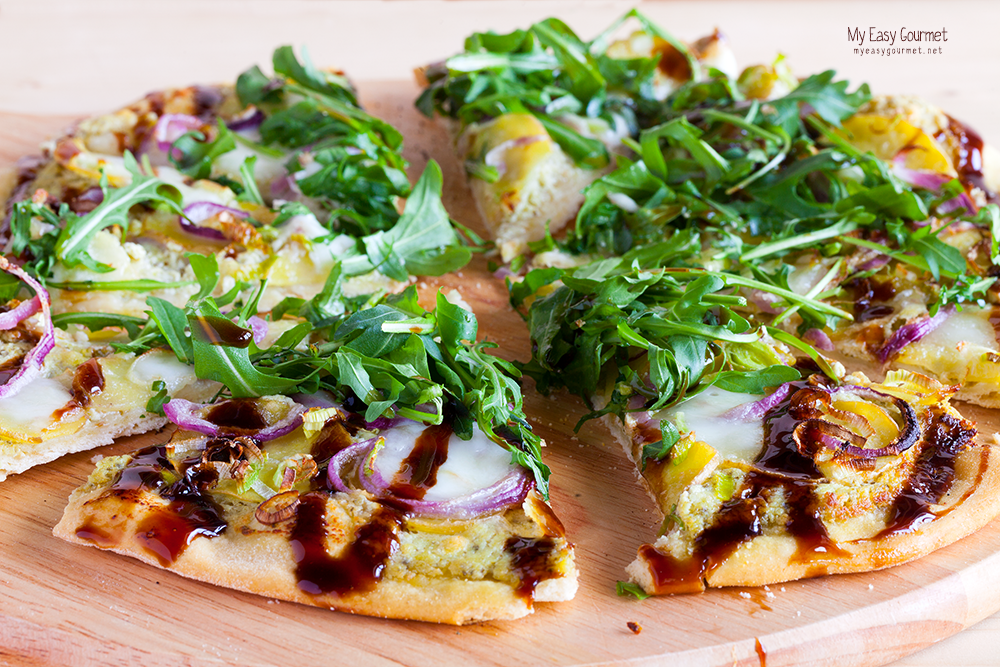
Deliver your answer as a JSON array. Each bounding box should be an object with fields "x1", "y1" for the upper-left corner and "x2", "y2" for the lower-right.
[
  {"x1": 655, "y1": 387, "x2": 764, "y2": 463},
  {"x1": 423, "y1": 426, "x2": 517, "y2": 502},
  {"x1": 0, "y1": 377, "x2": 72, "y2": 431},
  {"x1": 374, "y1": 420, "x2": 519, "y2": 501},
  {"x1": 126, "y1": 350, "x2": 199, "y2": 393}
]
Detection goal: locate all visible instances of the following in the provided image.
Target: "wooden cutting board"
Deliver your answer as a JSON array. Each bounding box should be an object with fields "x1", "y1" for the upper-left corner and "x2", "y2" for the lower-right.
[{"x1": 3, "y1": 80, "x2": 1000, "y2": 667}]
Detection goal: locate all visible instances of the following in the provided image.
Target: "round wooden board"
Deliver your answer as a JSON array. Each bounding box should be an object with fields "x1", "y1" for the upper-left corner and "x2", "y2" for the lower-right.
[{"x1": 3, "y1": 81, "x2": 1000, "y2": 667}]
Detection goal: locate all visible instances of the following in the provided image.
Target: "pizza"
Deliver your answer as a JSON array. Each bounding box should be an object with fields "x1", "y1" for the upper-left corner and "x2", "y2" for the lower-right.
[
  {"x1": 512, "y1": 256, "x2": 1000, "y2": 595},
  {"x1": 0, "y1": 47, "x2": 471, "y2": 481},
  {"x1": 622, "y1": 370, "x2": 1000, "y2": 594},
  {"x1": 417, "y1": 11, "x2": 737, "y2": 263},
  {"x1": 421, "y1": 13, "x2": 1000, "y2": 406},
  {"x1": 38, "y1": 210, "x2": 576, "y2": 624},
  {"x1": 1, "y1": 9, "x2": 998, "y2": 627},
  {"x1": 4, "y1": 46, "x2": 470, "y2": 318},
  {"x1": 422, "y1": 12, "x2": 1000, "y2": 595},
  {"x1": 54, "y1": 399, "x2": 577, "y2": 624}
]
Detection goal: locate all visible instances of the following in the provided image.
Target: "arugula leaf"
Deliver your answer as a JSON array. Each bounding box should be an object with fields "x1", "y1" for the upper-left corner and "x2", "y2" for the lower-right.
[
  {"x1": 188, "y1": 300, "x2": 298, "y2": 398},
  {"x1": 55, "y1": 153, "x2": 183, "y2": 271},
  {"x1": 354, "y1": 161, "x2": 471, "y2": 280},
  {"x1": 51, "y1": 312, "x2": 145, "y2": 337},
  {"x1": 170, "y1": 120, "x2": 237, "y2": 179},
  {"x1": 778, "y1": 70, "x2": 871, "y2": 126},
  {"x1": 616, "y1": 581, "x2": 651, "y2": 600},
  {"x1": 146, "y1": 380, "x2": 170, "y2": 416}
]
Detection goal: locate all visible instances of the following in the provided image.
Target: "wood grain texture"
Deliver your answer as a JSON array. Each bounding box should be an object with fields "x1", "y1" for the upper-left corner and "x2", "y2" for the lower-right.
[
  {"x1": 0, "y1": 0, "x2": 999, "y2": 662},
  {"x1": 1, "y1": 80, "x2": 1000, "y2": 667}
]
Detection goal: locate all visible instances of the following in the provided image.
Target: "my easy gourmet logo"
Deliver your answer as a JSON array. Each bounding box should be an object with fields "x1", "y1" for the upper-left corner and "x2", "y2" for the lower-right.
[{"x1": 848, "y1": 26, "x2": 948, "y2": 56}]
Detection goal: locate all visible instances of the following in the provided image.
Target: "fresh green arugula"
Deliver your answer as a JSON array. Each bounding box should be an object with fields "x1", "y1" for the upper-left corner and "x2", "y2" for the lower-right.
[
  {"x1": 417, "y1": 10, "x2": 702, "y2": 172},
  {"x1": 64, "y1": 253, "x2": 550, "y2": 496},
  {"x1": 227, "y1": 46, "x2": 411, "y2": 236},
  {"x1": 508, "y1": 255, "x2": 840, "y2": 458},
  {"x1": 553, "y1": 66, "x2": 995, "y2": 318}
]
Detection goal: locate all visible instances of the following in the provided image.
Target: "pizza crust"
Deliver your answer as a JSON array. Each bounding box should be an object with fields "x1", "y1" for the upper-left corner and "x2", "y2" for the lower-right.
[{"x1": 55, "y1": 477, "x2": 576, "y2": 625}]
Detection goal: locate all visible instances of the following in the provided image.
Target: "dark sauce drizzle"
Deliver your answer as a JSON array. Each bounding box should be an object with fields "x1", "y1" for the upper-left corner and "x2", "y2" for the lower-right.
[
  {"x1": 388, "y1": 423, "x2": 452, "y2": 500},
  {"x1": 642, "y1": 379, "x2": 975, "y2": 593},
  {"x1": 878, "y1": 410, "x2": 975, "y2": 537},
  {"x1": 848, "y1": 276, "x2": 897, "y2": 323},
  {"x1": 939, "y1": 116, "x2": 989, "y2": 196},
  {"x1": 204, "y1": 399, "x2": 266, "y2": 435},
  {"x1": 71, "y1": 358, "x2": 105, "y2": 407},
  {"x1": 76, "y1": 446, "x2": 228, "y2": 566},
  {"x1": 290, "y1": 492, "x2": 400, "y2": 596},
  {"x1": 192, "y1": 315, "x2": 253, "y2": 348},
  {"x1": 505, "y1": 536, "x2": 559, "y2": 599}
]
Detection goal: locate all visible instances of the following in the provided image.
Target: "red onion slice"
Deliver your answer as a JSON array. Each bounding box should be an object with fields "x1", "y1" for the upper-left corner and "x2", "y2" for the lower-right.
[
  {"x1": 180, "y1": 202, "x2": 250, "y2": 240},
  {"x1": 856, "y1": 252, "x2": 890, "y2": 272},
  {"x1": 327, "y1": 437, "x2": 378, "y2": 493},
  {"x1": 722, "y1": 382, "x2": 796, "y2": 422},
  {"x1": 493, "y1": 265, "x2": 516, "y2": 281},
  {"x1": 154, "y1": 113, "x2": 204, "y2": 155},
  {"x1": 812, "y1": 384, "x2": 920, "y2": 458},
  {"x1": 936, "y1": 192, "x2": 977, "y2": 215},
  {"x1": 227, "y1": 108, "x2": 265, "y2": 132},
  {"x1": 891, "y1": 154, "x2": 978, "y2": 215},
  {"x1": 163, "y1": 398, "x2": 305, "y2": 442},
  {"x1": 0, "y1": 296, "x2": 40, "y2": 330},
  {"x1": 876, "y1": 306, "x2": 953, "y2": 364},
  {"x1": 291, "y1": 391, "x2": 339, "y2": 409},
  {"x1": 0, "y1": 258, "x2": 55, "y2": 400},
  {"x1": 390, "y1": 468, "x2": 533, "y2": 519},
  {"x1": 327, "y1": 422, "x2": 532, "y2": 518},
  {"x1": 247, "y1": 316, "x2": 268, "y2": 346},
  {"x1": 803, "y1": 328, "x2": 834, "y2": 352},
  {"x1": 746, "y1": 289, "x2": 782, "y2": 315}
]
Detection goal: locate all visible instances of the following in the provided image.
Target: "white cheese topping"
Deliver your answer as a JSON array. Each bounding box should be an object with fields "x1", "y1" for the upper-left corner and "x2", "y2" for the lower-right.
[
  {"x1": 0, "y1": 377, "x2": 73, "y2": 431},
  {"x1": 211, "y1": 142, "x2": 287, "y2": 188},
  {"x1": 655, "y1": 387, "x2": 764, "y2": 463},
  {"x1": 374, "y1": 420, "x2": 518, "y2": 501},
  {"x1": 126, "y1": 350, "x2": 198, "y2": 393}
]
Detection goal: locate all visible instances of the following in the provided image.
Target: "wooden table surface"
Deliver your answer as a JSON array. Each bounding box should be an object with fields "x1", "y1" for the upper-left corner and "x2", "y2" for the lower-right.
[{"x1": 1, "y1": 2, "x2": 999, "y2": 665}]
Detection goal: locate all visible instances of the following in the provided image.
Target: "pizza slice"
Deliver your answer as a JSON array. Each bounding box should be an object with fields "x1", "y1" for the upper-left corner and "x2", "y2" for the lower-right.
[
  {"x1": 55, "y1": 399, "x2": 576, "y2": 624},
  {"x1": 491, "y1": 50, "x2": 1000, "y2": 407},
  {"x1": 622, "y1": 370, "x2": 1000, "y2": 594},
  {"x1": 0, "y1": 257, "x2": 217, "y2": 481},
  {"x1": 416, "y1": 11, "x2": 738, "y2": 263},
  {"x1": 3, "y1": 46, "x2": 470, "y2": 317},
  {"x1": 511, "y1": 258, "x2": 1000, "y2": 594},
  {"x1": 51, "y1": 260, "x2": 576, "y2": 622}
]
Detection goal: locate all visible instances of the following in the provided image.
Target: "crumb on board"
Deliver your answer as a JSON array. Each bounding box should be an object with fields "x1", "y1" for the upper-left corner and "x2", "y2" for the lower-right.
[
  {"x1": 739, "y1": 591, "x2": 751, "y2": 599},
  {"x1": 627, "y1": 621, "x2": 642, "y2": 635}
]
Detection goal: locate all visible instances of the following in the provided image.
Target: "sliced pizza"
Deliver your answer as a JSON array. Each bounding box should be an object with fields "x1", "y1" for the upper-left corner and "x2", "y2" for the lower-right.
[
  {"x1": 0, "y1": 257, "x2": 217, "y2": 481},
  {"x1": 417, "y1": 11, "x2": 737, "y2": 263},
  {"x1": 3, "y1": 46, "x2": 470, "y2": 317},
  {"x1": 55, "y1": 399, "x2": 576, "y2": 624},
  {"x1": 622, "y1": 370, "x2": 1000, "y2": 594},
  {"x1": 511, "y1": 257, "x2": 1000, "y2": 593},
  {"x1": 488, "y1": 47, "x2": 1000, "y2": 407}
]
